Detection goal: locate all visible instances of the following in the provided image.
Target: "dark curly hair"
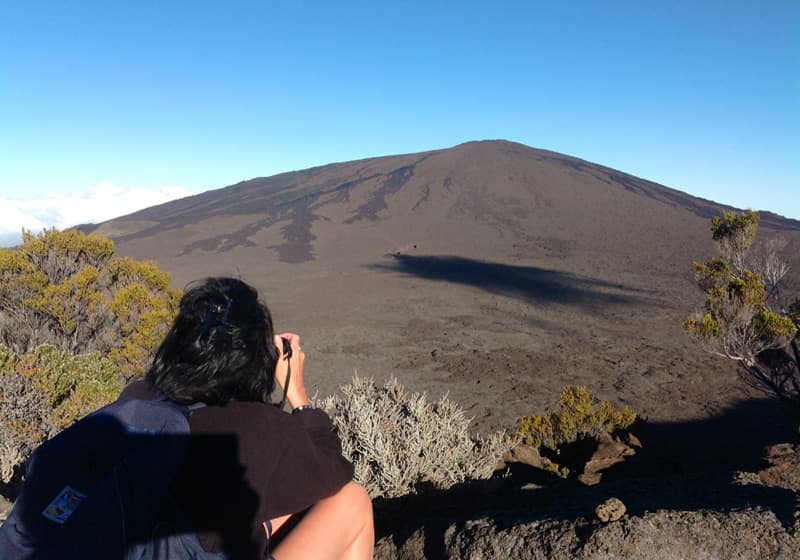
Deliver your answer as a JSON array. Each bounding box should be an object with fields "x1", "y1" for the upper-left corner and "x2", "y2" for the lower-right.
[{"x1": 146, "y1": 277, "x2": 279, "y2": 405}]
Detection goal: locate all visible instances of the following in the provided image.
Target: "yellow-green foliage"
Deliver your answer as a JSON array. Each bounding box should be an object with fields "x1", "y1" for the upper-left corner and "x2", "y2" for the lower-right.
[
  {"x1": 21, "y1": 228, "x2": 115, "y2": 262},
  {"x1": 543, "y1": 460, "x2": 570, "y2": 478},
  {"x1": 7, "y1": 344, "x2": 122, "y2": 430},
  {"x1": 0, "y1": 344, "x2": 122, "y2": 482},
  {"x1": 685, "y1": 211, "x2": 798, "y2": 362},
  {"x1": 711, "y1": 210, "x2": 759, "y2": 255},
  {"x1": 684, "y1": 312, "x2": 722, "y2": 338},
  {"x1": 789, "y1": 300, "x2": 800, "y2": 339},
  {"x1": 0, "y1": 344, "x2": 14, "y2": 371},
  {"x1": 516, "y1": 386, "x2": 637, "y2": 450},
  {"x1": 0, "y1": 228, "x2": 181, "y2": 380}
]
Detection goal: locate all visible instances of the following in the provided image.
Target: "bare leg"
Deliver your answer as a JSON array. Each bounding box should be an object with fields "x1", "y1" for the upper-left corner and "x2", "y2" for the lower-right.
[
  {"x1": 269, "y1": 481, "x2": 374, "y2": 560},
  {"x1": 264, "y1": 513, "x2": 293, "y2": 539}
]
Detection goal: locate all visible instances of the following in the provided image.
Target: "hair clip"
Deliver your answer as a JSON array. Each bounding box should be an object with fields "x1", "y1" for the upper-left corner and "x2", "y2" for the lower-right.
[{"x1": 203, "y1": 298, "x2": 233, "y2": 332}]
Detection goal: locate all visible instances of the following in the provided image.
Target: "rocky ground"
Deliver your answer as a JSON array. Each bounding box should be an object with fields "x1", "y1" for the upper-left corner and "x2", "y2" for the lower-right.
[{"x1": 373, "y1": 439, "x2": 800, "y2": 559}]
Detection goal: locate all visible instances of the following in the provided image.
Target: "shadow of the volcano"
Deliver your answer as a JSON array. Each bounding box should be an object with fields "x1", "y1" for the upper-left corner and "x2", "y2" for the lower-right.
[
  {"x1": 373, "y1": 396, "x2": 800, "y2": 557},
  {"x1": 369, "y1": 254, "x2": 646, "y2": 307}
]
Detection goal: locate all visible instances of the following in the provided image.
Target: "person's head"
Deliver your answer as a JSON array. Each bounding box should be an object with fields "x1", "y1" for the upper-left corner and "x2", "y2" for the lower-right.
[{"x1": 146, "y1": 277, "x2": 279, "y2": 405}]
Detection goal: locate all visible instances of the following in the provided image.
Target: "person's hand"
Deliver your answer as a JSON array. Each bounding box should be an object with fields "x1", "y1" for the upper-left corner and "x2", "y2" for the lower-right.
[{"x1": 273, "y1": 333, "x2": 310, "y2": 409}]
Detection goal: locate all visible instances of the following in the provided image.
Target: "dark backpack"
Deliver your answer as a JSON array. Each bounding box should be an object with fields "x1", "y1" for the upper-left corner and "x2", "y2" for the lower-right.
[{"x1": 0, "y1": 397, "x2": 227, "y2": 560}]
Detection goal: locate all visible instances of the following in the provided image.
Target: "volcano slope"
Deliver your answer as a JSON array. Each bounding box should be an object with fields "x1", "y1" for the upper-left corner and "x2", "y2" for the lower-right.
[{"x1": 86, "y1": 140, "x2": 800, "y2": 474}]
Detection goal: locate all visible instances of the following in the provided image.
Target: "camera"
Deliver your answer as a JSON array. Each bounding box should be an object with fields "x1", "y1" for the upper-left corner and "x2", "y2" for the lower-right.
[{"x1": 281, "y1": 337, "x2": 293, "y2": 359}]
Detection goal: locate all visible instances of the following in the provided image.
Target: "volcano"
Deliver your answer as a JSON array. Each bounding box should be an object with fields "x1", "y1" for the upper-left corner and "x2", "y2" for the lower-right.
[{"x1": 84, "y1": 140, "x2": 800, "y2": 442}]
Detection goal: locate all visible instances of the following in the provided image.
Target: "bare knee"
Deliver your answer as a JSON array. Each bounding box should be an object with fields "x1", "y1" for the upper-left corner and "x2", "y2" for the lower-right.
[
  {"x1": 334, "y1": 481, "x2": 373, "y2": 517},
  {"x1": 271, "y1": 481, "x2": 374, "y2": 560}
]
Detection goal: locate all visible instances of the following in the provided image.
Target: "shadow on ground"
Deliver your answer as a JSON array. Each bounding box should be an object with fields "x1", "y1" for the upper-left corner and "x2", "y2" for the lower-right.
[
  {"x1": 374, "y1": 396, "x2": 800, "y2": 558},
  {"x1": 369, "y1": 254, "x2": 645, "y2": 307},
  {"x1": 607, "y1": 397, "x2": 799, "y2": 479}
]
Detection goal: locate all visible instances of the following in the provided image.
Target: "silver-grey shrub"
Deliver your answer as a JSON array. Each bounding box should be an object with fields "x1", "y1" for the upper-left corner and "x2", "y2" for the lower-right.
[
  {"x1": 0, "y1": 371, "x2": 54, "y2": 483},
  {"x1": 319, "y1": 375, "x2": 511, "y2": 499}
]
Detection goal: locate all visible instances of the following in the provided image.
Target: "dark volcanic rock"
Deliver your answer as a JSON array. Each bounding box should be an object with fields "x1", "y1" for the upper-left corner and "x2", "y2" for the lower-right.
[
  {"x1": 432, "y1": 509, "x2": 798, "y2": 560},
  {"x1": 375, "y1": 502, "x2": 799, "y2": 560},
  {"x1": 578, "y1": 433, "x2": 641, "y2": 486},
  {"x1": 759, "y1": 443, "x2": 800, "y2": 491},
  {"x1": 372, "y1": 444, "x2": 800, "y2": 560}
]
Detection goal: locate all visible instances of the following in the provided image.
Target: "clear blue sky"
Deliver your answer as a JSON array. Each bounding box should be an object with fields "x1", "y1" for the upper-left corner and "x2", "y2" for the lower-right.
[{"x1": 1, "y1": 0, "x2": 798, "y2": 229}]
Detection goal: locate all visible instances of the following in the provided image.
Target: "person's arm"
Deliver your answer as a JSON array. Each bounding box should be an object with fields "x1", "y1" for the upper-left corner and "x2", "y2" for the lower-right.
[
  {"x1": 263, "y1": 409, "x2": 355, "y2": 519},
  {"x1": 272, "y1": 333, "x2": 310, "y2": 409},
  {"x1": 265, "y1": 333, "x2": 354, "y2": 518}
]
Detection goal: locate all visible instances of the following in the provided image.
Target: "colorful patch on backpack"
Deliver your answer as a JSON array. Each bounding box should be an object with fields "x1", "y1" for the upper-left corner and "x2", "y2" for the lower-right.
[{"x1": 41, "y1": 486, "x2": 87, "y2": 524}]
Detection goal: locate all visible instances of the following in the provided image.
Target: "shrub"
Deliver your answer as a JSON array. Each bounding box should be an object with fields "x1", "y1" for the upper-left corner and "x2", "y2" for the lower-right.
[
  {"x1": 0, "y1": 228, "x2": 181, "y2": 381},
  {"x1": 684, "y1": 211, "x2": 799, "y2": 405},
  {"x1": 516, "y1": 385, "x2": 637, "y2": 450},
  {"x1": 0, "y1": 344, "x2": 122, "y2": 484},
  {"x1": 0, "y1": 371, "x2": 50, "y2": 484},
  {"x1": 319, "y1": 375, "x2": 511, "y2": 499}
]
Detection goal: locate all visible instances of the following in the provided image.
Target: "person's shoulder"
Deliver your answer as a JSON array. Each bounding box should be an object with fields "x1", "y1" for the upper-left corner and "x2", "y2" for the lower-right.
[
  {"x1": 222, "y1": 400, "x2": 285, "y2": 419},
  {"x1": 193, "y1": 400, "x2": 291, "y2": 431},
  {"x1": 120, "y1": 379, "x2": 156, "y2": 400}
]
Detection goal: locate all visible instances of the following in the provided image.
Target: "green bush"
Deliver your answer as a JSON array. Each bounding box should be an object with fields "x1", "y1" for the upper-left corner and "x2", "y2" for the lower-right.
[
  {"x1": 319, "y1": 375, "x2": 511, "y2": 499},
  {"x1": 516, "y1": 385, "x2": 637, "y2": 450},
  {"x1": 0, "y1": 228, "x2": 181, "y2": 381},
  {"x1": 0, "y1": 344, "x2": 122, "y2": 483}
]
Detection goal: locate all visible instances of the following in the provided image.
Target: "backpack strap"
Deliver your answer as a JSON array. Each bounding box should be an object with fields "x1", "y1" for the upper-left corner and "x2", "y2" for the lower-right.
[{"x1": 276, "y1": 337, "x2": 293, "y2": 410}]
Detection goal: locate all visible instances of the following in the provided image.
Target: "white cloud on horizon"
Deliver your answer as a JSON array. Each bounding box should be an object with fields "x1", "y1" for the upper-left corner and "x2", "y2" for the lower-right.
[{"x1": 0, "y1": 182, "x2": 194, "y2": 247}]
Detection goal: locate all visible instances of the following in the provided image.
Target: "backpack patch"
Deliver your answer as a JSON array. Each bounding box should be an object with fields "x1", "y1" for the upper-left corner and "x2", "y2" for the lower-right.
[{"x1": 41, "y1": 485, "x2": 88, "y2": 524}]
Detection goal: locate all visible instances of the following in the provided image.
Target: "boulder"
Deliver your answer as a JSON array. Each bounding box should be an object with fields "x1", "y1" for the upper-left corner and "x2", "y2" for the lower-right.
[
  {"x1": 595, "y1": 497, "x2": 626, "y2": 522},
  {"x1": 758, "y1": 443, "x2": 800, "y2": 491},
  {"x1": 504, "y1": 444, "x2": 545, "y2": 470},
  {"x1": 578, "y1": 432, "x2": 640, "y2": 485}
]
